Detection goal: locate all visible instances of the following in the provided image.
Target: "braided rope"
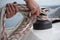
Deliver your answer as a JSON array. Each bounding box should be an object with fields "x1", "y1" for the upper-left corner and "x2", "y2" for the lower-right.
[
  {"x1": 1, "y1": 7, "x2": 8, "y2": 40},
  {"x1": 1, "y1": 4, "x2": 34, "y2": 40}
]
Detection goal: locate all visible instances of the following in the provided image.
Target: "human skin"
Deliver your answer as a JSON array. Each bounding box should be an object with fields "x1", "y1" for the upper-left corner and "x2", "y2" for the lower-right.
[{"x1": 5, "y1": 0, "x2": 41, "y2": 18}]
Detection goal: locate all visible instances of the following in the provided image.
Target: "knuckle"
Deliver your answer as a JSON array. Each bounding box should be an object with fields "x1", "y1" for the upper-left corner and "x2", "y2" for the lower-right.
[{"x1": 6, "y1": 4, "x2": 9, "y2": 7}]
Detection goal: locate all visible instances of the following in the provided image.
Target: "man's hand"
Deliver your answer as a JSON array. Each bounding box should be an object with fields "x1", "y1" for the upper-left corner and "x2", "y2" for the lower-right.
[
  {"x1": 5, "y1": 2, "x2": 19, "y2": 18},
  {"x1": 25, "y1": 0, "x2": 41, "y2": 17}
]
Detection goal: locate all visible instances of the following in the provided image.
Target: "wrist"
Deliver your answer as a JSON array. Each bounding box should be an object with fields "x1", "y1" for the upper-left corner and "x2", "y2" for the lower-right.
[{"x1": 24, "y1": 0, "x2": 34, "y2": 2}]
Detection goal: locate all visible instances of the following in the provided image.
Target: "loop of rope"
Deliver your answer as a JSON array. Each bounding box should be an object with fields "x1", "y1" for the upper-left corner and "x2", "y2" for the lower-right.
[{"x1": 1, "y1": 5, "x2": 33, "y2": 40}]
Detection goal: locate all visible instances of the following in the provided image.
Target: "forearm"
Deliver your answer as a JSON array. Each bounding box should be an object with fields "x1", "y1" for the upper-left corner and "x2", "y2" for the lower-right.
[
  {"x1": 24, "y1": 0, "x2": 34, "y2": 1},
  {"x1": 24, "y1": 0, "x2": 34, "y2": 3}
]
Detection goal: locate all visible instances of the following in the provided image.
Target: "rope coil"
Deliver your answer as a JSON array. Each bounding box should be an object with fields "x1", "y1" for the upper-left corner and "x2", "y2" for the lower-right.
[{"x1": 1, "y1": 5, "x2": 33, "y2": 40}]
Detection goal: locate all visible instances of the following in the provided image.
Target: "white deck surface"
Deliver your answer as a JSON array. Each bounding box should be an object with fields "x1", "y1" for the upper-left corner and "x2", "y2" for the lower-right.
[{"x1": 22, "y1": 22, "x2": 60, "y2": 40}]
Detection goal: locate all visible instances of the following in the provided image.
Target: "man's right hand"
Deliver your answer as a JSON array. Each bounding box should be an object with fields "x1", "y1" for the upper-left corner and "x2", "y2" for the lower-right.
[
  {"x1": 25, "y1": 0, "x2": 41, "y2": 17},
  {"x1": 5, "y1": 2, "x2": 19, "y2": 18}
]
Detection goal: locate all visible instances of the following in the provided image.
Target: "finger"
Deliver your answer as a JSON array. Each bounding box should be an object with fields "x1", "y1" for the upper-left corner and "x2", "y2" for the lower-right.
[
  {"x1": 10, "y1": 4, "x2": 15, "y2": 13},
  {"x1": 36, "y1": 8, "x2": 41, "y2": 16},
  {"x1": 36, "y1": 10, "x2": 39, "y2": 16},
  {"x1": 7, "y1": 4, "x2": 13, "y2": 14},
  {"x1": 39, "y1": 8, "x2": 41, "y2": 14},
  {"x1": 6, "y1": 7, "x2": 11, "y2": 18},
  {"x1": 13, "y1": 4, "x2": 19, "y2": 14},
  {"x1": 31, "y1": 11, "x2": 37, "y2": 17},
  {"x1": 32, "y1": 8, "x2": 40, "y2": 17},
  {"x1": 30, "y1": 8, "x2": 37, "y2": 15},
  {"x1": 8, "y1": 4, "x2": 16, "y2": 17},
  {"x1": 31, "y1": 9, "x2": 37, "y2": 17},
  {"x1": 35, "y1": 6, "x2": 41, "y2": 15},
  {"x1": 10, "y1": 4, "x2": 16, "y2": 16}
]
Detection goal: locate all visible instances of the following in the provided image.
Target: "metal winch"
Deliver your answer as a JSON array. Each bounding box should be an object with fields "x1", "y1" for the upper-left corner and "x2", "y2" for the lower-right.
[{"x1": 33, "y1": 8, "x2": 52, "y2": 30}]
